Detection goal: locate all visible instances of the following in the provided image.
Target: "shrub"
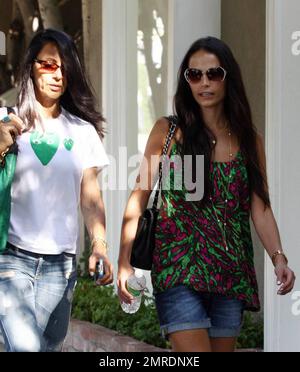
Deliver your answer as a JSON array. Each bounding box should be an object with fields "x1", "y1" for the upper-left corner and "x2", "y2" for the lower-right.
[
  {"x1": 72, "y1": 278, "x2": 170, "y2": 349},
  {"x1": 72, "y1": 278, "x2": 263, "y2": 350},
  {"x1": 237, "y1": 312, "x2": 264, "y2": 349}
]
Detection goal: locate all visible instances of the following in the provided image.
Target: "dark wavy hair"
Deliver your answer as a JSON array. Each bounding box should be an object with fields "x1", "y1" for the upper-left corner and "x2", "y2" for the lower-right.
[
  {"x1": 16, "y1": 28, "x2": 105, "y2": 138},
  {"x1": 174, "y1": 36, "x2": 270, "y2": 208}
]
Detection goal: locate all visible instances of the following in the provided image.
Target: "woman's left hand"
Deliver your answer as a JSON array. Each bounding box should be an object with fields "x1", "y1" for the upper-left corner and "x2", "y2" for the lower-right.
[
  {"x1": 89, "y1": 250, "x2": 114, "y2": 286},
  {"x1": 275, "y1": 264, "x2": 296, "y2": 295}
]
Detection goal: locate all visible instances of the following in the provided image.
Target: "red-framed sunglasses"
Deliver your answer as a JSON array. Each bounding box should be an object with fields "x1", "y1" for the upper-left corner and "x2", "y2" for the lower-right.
[
  {"x1": 184, "y1": 66, "x2": 227, "y2": 84},
  {"x1": 34, "y1": 59, "x2": 64, "y2": 74}
]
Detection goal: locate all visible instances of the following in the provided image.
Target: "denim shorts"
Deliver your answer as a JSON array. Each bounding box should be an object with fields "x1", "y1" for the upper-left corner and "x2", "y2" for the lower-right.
[{"x1": 154, "y1": 285, "x2": 244, "y2": 339}]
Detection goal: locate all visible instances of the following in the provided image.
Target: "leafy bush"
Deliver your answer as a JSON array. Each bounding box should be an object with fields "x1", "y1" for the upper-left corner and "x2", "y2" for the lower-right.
[
  {"x1": 72, "y1": 278, "x2": 170, "y2": 349},
  {"x1": 237, "y1": 312, "x2": 264, "y2": 349},
  {"x1": 72, "y1": 278, "x2": 263, "y2": 350}
]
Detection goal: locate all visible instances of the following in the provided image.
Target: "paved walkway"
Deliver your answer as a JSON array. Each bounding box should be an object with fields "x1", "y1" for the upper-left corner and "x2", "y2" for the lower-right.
[{"x1": 0, "y1": 319, "x2": 163, "y2": 352}]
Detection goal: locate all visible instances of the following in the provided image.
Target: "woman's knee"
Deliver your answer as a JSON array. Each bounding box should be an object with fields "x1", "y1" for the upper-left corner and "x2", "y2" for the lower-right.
[{"x1": 169, "y1": 329, "x2": 212, "y2": 352}]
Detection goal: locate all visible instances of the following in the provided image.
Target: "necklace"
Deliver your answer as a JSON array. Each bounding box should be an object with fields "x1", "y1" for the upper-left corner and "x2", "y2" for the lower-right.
[{"x1": 210, "y1": 131, "x2": 233, "y2": 252}]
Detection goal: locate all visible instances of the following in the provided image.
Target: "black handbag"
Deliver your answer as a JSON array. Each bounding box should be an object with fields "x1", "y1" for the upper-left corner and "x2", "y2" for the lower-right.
[{"x1": 130, "y1": 116, "x2": 177, "y2": 270}]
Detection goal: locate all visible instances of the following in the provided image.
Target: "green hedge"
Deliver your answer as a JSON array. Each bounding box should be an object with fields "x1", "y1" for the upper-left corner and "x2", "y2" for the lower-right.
[{"x1": 72, "y1": 278, "x2": 263, "y2": 350}]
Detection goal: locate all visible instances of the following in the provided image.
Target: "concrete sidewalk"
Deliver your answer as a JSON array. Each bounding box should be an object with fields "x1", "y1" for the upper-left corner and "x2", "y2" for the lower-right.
[
  {"x1": 0, "y1": 319, "x2": 164, "y2": 352},
  {"x1": 0, "y1": 321, "x2": 263, "y2": 352},
  {"x1": 63, "y1": 319, "x2": 164, "y2": 352}
]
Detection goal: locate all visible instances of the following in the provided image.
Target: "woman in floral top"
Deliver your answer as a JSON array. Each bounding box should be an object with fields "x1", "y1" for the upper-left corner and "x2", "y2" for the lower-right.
[{"x1": 117, "y1": 37, "x2": 295, "y2": 352}]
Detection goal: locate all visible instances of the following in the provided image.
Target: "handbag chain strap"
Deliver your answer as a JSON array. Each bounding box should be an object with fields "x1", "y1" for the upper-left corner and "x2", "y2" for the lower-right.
[
  {"x1": 7, "y1": 107, "x2": 15, "y2": 115},
  {"x1": 7, "y1": 107, "x2": 18, "y2": 156},
  {"x1": 152, "y1": 116, "x2": 177, "y2": 209}
]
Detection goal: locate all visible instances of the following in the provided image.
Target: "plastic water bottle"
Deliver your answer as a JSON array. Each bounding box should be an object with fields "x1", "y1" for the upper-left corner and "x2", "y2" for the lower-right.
[{"x1": 121, "y1": 269, "x2": 146, "y2": 314}]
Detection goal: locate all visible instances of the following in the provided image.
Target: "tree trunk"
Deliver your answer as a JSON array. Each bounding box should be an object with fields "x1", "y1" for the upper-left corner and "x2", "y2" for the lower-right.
[
  {"x1": 5, "y1": 1, "x2": 27, "y2": 85},
  {"x1": 82, "y1": 0, "x2": 102, "y2": 104},
  {"x1": 16, "y1": 0, "x2": 36, "y2": 46},
  {"x1": 139, "y1": 0, "x2": 168, "y2": 120},
  {"x1": 38, "y1": 0, "x2": 63, "y2": 29}
]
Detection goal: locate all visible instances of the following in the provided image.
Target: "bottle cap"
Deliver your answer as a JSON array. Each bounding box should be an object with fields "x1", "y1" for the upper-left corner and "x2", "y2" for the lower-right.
[{"x1": 134, "y1": 269, "x2": 144, "y2": 278}]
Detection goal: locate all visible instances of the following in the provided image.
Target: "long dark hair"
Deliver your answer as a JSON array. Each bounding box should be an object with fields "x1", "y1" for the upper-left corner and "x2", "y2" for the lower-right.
[
  {"x1": 174, "y1": 36, "x2": 270, "y2": 208},
  {"x1": 16, "y1": 29, "x2": 105, "y2": 138}
]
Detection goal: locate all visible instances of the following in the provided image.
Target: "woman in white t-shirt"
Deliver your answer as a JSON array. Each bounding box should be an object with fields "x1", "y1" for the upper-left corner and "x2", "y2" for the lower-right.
[{"x1": 0, "y1": 29, "x2": 113, "y2": 352}]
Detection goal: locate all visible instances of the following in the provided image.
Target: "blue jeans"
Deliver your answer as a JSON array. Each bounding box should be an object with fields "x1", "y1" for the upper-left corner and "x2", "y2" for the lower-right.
[
  {"x1": 0, "y1": 244, "x2": 77, "y2": 352},
  {"x1": 155, "y1": 285, "x2": 244, "y2": 339}
]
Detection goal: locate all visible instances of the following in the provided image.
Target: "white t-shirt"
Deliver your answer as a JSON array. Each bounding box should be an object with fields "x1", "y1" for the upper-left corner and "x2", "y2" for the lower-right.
[{"x1": 0, "y1": 107, "x2": 109, "y2": 255}]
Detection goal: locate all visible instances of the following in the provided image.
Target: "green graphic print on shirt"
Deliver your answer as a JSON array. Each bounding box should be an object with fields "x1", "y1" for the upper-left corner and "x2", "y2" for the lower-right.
[
  {"x1": 30, "y1": 131, "x2": 74, "y2": 166},
  {"x1": 30, "y1": 131, "x2": 60, "y2": 166},
  {"x1": 64, "y1": 138, "x2": 74, "y2": 151}
]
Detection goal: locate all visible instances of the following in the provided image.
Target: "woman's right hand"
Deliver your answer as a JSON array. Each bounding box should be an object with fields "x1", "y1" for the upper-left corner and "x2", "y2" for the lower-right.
[
  {"x1": 0, "y1": 113, "x2": 24, "y2": 153},
  {"x1": 117, "y1": 118, "x2": 174, "y2": 304},
  {"x1": 117, "y1": 261, "x2": 135, "y2": 304}
]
